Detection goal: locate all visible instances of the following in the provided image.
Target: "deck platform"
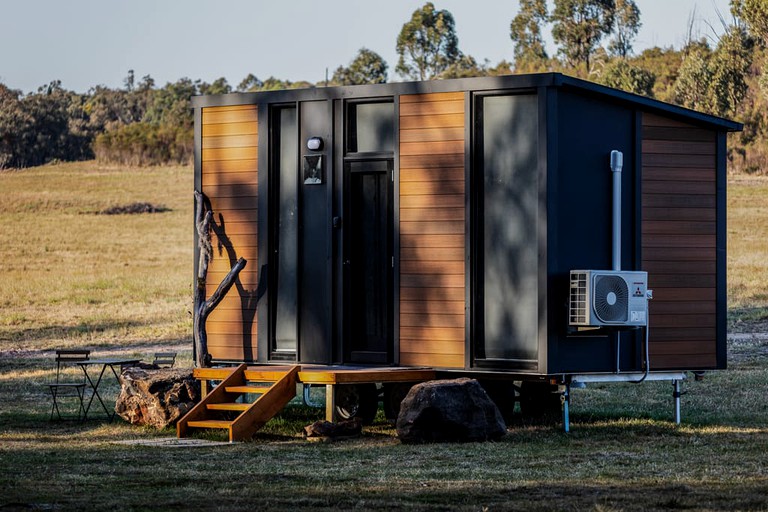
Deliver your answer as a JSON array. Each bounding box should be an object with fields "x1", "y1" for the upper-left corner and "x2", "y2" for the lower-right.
[
  {"x1": 193, "y1": 365, "x2": 437, "y2": 422},
  {"x1": 194, "y1": 365, "x2": 437, "y2": 385}
]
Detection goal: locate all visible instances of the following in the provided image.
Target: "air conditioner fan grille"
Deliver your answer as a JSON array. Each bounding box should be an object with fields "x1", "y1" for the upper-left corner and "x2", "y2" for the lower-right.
[{"x1": 593, "y1": 275, "x2": 628, "y2": 323}]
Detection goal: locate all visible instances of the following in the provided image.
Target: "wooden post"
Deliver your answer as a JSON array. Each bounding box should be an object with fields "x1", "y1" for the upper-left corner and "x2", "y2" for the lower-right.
[{"x1": 325, "y1": 384, "x2": 336, "y2": 422}]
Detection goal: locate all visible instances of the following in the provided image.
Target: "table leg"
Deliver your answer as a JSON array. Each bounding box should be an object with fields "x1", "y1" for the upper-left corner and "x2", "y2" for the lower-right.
[{"x1": 81, "y1": 364, "x2": 111, "y2": 421}]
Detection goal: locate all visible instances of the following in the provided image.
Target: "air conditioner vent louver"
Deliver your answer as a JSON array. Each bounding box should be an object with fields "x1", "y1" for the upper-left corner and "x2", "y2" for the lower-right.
[
  {"x1": 593, "y1": 275, "x2": 629, "y2": 323},
  {"x1": 568, "y1": 270, "x2": 648, "y2": 328},
  {"x1": 569, "y1": 272, "x2": 588, "y2": 324}
]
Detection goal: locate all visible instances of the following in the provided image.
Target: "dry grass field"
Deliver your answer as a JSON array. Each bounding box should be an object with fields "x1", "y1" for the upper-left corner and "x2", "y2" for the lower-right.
[
  {"x1": 1, "y1": 162, "x2": 767, "y2": 511},
  {"x1": 0, "y1": 161, "x2": 193, "y2": 353},
  {"x1": 728, "y1": 175, "x2": 768, "y2": 331}
]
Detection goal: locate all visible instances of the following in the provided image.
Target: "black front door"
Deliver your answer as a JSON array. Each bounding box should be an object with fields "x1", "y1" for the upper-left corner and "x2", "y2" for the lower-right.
[{"x1": 344, "y1": 160, "x2": 393, "y2": 364}]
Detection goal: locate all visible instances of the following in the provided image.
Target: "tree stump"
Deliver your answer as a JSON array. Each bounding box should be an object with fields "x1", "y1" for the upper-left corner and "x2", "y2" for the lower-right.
[
  {"x1": 115, "y1": 368, "x2": 200, "y2": 429},
  {"x1": 304, "y1": 418, "x2": 363, "y2": 442}
]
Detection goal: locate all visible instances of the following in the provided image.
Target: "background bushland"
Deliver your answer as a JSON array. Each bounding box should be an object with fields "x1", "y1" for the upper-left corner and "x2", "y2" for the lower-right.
[{"x1": 1, "y1": 0, "x2": 767, "y2": 173}]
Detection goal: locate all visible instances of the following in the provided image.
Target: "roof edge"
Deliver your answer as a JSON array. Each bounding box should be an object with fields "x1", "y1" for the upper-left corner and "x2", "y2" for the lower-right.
[
  {"x1": 555, "y1": 74, "x2": 743, "y2": 132},
  {"x1": 191, "y1": 72, "x2": 743, "y2": 132}
]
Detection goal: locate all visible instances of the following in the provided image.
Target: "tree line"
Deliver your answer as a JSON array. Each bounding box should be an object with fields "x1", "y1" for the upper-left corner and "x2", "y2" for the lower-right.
[{"x1": 1, "y1": 0, "x2": 766, "y2": 172}]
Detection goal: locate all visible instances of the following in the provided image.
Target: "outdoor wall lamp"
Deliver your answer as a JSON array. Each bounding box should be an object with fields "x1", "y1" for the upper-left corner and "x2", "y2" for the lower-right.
[{"x1": 307, "y1": 137, "x2": 323, "y2": 151}]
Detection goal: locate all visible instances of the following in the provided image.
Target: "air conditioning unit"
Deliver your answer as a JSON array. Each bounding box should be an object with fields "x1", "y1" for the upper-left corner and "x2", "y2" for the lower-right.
[{"x1": 569, "y1": 270, "x2": 649, "y2": 328}]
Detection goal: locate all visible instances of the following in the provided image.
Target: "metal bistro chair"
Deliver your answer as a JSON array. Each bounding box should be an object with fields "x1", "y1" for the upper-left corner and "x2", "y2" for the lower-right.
[
  {"x1": 48, "y1": 349, "x2": 91, "y2": 420},
  {"x1": 152, "y1": 352, "x2": 177, "y2": 368}
]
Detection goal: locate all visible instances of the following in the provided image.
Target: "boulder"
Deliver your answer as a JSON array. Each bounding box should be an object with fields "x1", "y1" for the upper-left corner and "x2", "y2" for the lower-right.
[
  {"x1": 115, "y1": 367, "x2": 200, "y2": 429},
  {"x1": 396, "y1": 378, "x2": 507, "y2": 443}
]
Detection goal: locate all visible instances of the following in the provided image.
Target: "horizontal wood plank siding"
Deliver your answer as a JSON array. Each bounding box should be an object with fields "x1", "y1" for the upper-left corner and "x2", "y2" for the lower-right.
[
  {"x1": 642, "y1": 112, "x2": 717, "y2": 369},
  {"x1": 201, "y1": 105, "x2": 259, "y2": 361},
  {"x1": 399, "y1": 92, "x2": 466, "y2": 368}
]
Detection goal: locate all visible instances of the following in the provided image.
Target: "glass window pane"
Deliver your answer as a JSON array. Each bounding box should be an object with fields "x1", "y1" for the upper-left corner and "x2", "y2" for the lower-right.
[
  {"x1": 348, "y1": 102, "x2": 394, "y2": 153},
  {"x1": 481, "y1": 94, "x2": 539, "y2": 361},
  {"x1": 275, "y1": 107, "x2": 298, "y2": 352}
]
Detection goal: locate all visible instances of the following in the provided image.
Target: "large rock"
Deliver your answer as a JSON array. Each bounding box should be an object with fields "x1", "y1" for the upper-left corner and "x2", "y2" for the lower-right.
[
  {"x1": 115, "y1": 368, "x2": 200, "y2": 429},
  {"x1": 396, "y1": 378, "x2": 507, "y2": 443}
]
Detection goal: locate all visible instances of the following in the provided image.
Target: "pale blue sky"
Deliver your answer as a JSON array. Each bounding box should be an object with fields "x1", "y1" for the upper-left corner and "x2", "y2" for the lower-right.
[{"x1": 0, "y1": 0, "x2": 733, "y2": 94}]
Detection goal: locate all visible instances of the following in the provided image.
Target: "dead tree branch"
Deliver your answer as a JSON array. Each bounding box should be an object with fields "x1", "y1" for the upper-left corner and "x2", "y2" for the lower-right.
[{"x1": 193, "y1": 190, "x2": 246, "y2": 368}]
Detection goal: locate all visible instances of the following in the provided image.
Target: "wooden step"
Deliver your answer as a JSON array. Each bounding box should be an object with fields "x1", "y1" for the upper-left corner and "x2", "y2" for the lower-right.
[
  {"x1": 207, "y1": 403, "x2": 250, "y2": 412},
  {"x1": 225, "y1": 384, "x2": 271, "y2": 394},
  {"x1": 178, "y1": 364, "x2": 299, "y2": 442},
  {"x1": 187, "y1": 419, "x2": 234, "y2": 429}
]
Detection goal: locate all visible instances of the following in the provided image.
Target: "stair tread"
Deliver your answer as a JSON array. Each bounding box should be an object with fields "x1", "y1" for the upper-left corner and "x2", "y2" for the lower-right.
[
  {"x1": 207, "y1": 402, "x2": 250, "y2": 411},
  {"x1": 226, "y1": 385, "x2": 270, "y2": 394},
  {"x1": 187, "y1": 419, "x2": 234, "y2": 429}
]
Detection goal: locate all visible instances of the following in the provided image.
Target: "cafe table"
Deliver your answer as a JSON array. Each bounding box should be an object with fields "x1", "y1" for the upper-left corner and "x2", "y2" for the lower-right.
[{"x1": 77, "y1": 358, "x2": 140, "y2": 421}]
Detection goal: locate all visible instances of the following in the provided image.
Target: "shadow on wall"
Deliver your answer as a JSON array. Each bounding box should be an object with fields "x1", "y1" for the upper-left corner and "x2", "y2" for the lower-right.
[{"x1": 210, "y1": 210, "x2": 264, "y2": 362}]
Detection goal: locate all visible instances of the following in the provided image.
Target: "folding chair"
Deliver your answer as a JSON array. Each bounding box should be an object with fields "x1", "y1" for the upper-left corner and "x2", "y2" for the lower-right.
[
  {"x1": 48, "y1": 349, "x2": 91, "y2": 420},
  {"x1": 152, "y1": 352, "x2": 177, "y2": 368}
]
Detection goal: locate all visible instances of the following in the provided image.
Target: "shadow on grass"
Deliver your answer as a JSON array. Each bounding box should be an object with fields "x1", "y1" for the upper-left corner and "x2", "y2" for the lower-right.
[
  {"x1": 0, "y1": 320, "x2": 146, "y2": 344},
  {"x1": 729, "y1": 306, "x2": 768, "y2": 333}
]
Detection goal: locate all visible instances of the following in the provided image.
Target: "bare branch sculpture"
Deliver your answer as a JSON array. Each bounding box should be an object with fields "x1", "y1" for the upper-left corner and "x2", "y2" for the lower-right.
[{"x1": 193, "y1": 190, "x2": 246, "y2": 368}]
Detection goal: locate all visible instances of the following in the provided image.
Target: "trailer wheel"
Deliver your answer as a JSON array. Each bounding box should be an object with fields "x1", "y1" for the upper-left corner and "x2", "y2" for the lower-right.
[
  {"x1": 334, "y1": 384, "x2": 379, "y2": 425},
  {"x1": 519, "y1": 381, "x2": 561, "y2": 421},
  {"x1": 479, "y1": 380, "x2": 517, "y2": 425},
  {"x1": 382, "y1": 382, "x2": 415, "y2": 421}
]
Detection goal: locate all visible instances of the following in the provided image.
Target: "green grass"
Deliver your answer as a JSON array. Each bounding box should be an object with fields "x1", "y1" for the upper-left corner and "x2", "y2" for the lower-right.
[{"x1": 1, "y1": 163, "x2": 768, "y2": 510}]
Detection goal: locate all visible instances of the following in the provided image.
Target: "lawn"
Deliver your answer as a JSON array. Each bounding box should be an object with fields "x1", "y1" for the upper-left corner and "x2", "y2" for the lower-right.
[{"x1": 0, "y1": 162, "x2": 767, "y2": 511}]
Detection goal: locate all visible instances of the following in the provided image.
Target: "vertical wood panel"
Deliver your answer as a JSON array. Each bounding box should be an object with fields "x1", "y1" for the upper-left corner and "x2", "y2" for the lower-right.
[
  {"x1": 399, "y1": 93, "x2": 465, "y2": 368},
  {"x1": 201, "y1": 105, "x2": 259, "y2": 362},
  {"x1": 642, "y1": 112, "x2": 718, "y2": 369}
]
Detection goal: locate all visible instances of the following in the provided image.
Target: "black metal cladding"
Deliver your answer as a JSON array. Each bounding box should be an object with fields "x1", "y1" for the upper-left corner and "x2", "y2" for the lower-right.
[
  {"x1": 298, "y1": 100, "x2": 333, "y2": 364},
  {"x1": 547, "y1": 89, "x2": 640, "y2": 374}
]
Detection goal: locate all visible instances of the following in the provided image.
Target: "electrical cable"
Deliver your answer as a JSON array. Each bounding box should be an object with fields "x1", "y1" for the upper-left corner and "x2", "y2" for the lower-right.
[{"x1": 632, "y1": 315, "x2": 650, "y2": 384}]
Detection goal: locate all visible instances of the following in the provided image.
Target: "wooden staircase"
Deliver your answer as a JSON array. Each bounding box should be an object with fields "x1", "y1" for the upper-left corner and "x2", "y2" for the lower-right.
[{"x1": 177, "y1": 364, "x2": 299, "y2": 442}]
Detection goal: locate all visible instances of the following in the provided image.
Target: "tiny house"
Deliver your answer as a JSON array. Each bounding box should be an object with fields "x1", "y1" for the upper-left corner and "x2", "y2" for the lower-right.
[{"x1": 191, "y1": 73, "x2": 740, "y2": 405}]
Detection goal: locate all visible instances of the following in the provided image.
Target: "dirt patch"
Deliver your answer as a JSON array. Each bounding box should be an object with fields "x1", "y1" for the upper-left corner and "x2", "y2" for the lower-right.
[
  {"x1": 99, "y1": 202, "x2": 171, "y2": 215},
  {"x1": 112, "y1": 437, "x2": 233, "y2": 448},
  {"x1": 0, "y1": 348, "x2": 40, "y2": 359}
]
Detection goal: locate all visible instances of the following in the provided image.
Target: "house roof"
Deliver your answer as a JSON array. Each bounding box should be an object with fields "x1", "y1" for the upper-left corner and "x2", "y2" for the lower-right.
[{"x1": 191, "y1": 72, "x2": 743, "y2": 132}]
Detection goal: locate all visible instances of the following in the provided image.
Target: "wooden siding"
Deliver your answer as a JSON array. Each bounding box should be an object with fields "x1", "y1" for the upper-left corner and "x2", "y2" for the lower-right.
[
  {"x1": 399, "y1": 92, "x2": 466, "y2": 368},
  {"x1": 201, "y1": 105, "x2": 259, "y2": 361},
  {"x1": 641, "y1": 112, "x2": 718, "y2": 369}
]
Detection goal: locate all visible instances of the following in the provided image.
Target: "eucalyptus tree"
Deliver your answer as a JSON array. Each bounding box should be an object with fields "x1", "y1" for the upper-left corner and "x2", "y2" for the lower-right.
[
  {"x1": 509, "y1": 0, "x2": 550, "y2": 70},
  {"x1": 551, "y1": 0, "x2": 616, "y2": 70},
  {"x1": 332, "y1": 48, "x2": 389, "y2": 85},
  {"x1": 732, "y1": 0, "x2": 768, "y2": 45},
  {"x1": 608, "y1": 0, "x2": 641, "y2": 58},
  {"x1": 598, "y1": 59, "x2": 655, "y2": 96},
  {"x1": 396, "y1": 2, "x2": 461, "y2": 80}
]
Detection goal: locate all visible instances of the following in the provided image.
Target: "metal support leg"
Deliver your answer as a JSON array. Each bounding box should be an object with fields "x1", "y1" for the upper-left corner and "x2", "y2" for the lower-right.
[
  {"x1": 673, "y1": 380, "x2": 681, "y2": 425},
  {"x1": 561, "y1": 384, "x2": 570, "y2": 433}
]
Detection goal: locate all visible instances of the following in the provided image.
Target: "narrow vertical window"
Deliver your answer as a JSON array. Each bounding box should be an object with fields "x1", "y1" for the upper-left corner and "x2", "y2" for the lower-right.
[
  {"x1": 475, "y1": 94, "x2": 539, "y2": 362},
  {"x1": 272, "y1": 107, "x2": 298, "y2": 356}
]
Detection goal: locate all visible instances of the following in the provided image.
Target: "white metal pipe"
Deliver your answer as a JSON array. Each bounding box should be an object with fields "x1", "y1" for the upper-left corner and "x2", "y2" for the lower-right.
[
  {"x1": 611, "y1": 150, "x2": 623, "y2": 271},
  {"x1": 674, "y1": 380, "x2": 682, "y2": 424}
]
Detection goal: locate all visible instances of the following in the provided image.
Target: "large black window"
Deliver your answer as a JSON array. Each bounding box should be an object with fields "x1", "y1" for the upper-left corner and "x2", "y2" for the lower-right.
[{"x1": 474, "y1": 94, "x2": 539, "y2": 363}]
